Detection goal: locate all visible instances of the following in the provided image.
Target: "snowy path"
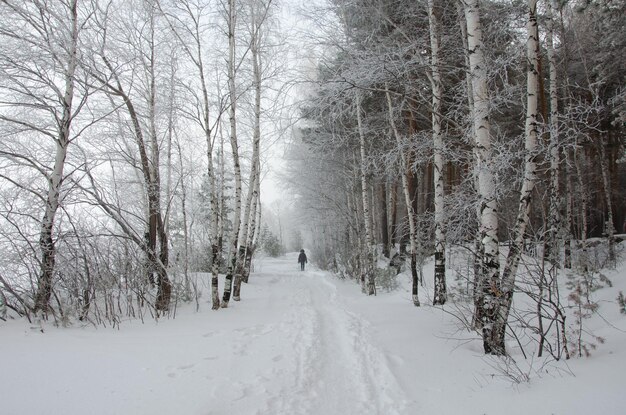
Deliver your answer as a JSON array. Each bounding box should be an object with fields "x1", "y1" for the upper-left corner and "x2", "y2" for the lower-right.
[
  {"x1": 1, "y1": 256, "x2": 407, "y2": 415},
  {"x1": 255, "y1": 262, "x2": 408, "y2": 415},
  {"x1": 4, "y1": 254, "x2": 626, "y2": 415}
]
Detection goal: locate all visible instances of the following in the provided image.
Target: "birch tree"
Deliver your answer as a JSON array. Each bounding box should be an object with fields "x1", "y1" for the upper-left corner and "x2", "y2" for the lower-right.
[
  {"x1": 233, "y1": 0, "x2": 275, "y2": 301},
  {"x1": 89, "y1": 0, "x2": 173, "y2": 311},
  {"x1": 462, "y1": 0, "x2": 501, "y2": 354},
  {"x1": 385, "y1": 86, "x2": 420, "y2": 306},
  {"x1": 157, "y1": 0, "x2": 225, "y2": 309},
  {"x1": 494, "y1": 0, "x2": 541, "y2": 355},
  {"x1": 428, "y1": 0, "x2": 446, "y2": 306},
  {"x1": 221, "y1": 0, "x2": 243, "y2": 308},
  {"x1": 356, "y1": 92, "x2": 376, "y2": 295},
  {"x1": 543, "y1": 0, "x2": 561, "y2": 267},
  {"x1": 233, "y1": 0, "x2": 274, "y2": 300},
  {"x1": 0, "y1": 0, "x2": 86, "y2": 314}
]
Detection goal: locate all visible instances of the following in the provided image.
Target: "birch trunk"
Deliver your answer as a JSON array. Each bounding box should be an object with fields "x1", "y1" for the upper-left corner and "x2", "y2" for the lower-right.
[
  {"x1": 159, "y1": 0, "x2": 224, "y2": 309},
  {"x1": 242, "y1": 184, "x2": 260, "y2": 283},
  {"x1": 197, "y1": 27, "x2": 221, "y2": 310},
  {"x1": 209, "y1": 147, "x2": 221, "y2": 309},
  {"x1": 564, "y1": 148, "x2": 573, "y2": 269},
  {"x1": 95, "y1": 3, "x2": 172, "y2": 311},
  {"x1": 544, "y1": 0, "x2": 561, "y2": 267},
  {"x1": 146, "y1": 10, "x2": 171, "y2": 312},
  {"x1": 429, "y1": 0, "x2": 447, "y2": 305},
  {"x1": 215, "y1": 136, "x2": 227, "y2": 304},
  {"x1": 33, "y1": 0, "x2": 79, "y2": 314},
  {"x1": 457, "y1": 1, "x2": 484, "y2": 324},
  {"x1": 234, "y1": 4, "x2": 264, "y2": 298},
  {"x1": 356, "y1": 93, "x2": 376, "y2": 295},
  {"x1": 597, "y1": 139, "x2": 616, "y2": 265},
  {"x1": 222, "y1": 0, "x2": 242, "y2": 308},
  {"x1": 574, "y1": 148, "x2": 589, "y2": 273},
  {"x1": 164, "y1": 66, "x2": 175, "y2": 243},
  {"x1": 386, "y1": 86, "x2": 420, "y2": 306},
  {"x1": 496, "y1": 0, "x2": 541, "y2": 354},
  {"x1": 176, "y1": 140, "x2": 191, "y2": 299},
  {"x1": 380, "y1": 181, "x2": 390, "y2": 258},
  {"x1": 462, "y1": 0, "x2": 500, "y2": 353},
  {"x1": 389, "y1": 180, "x2": 398, "y2": 249},
  {"x1": 99, "y1": 73, "x2": 171, "y2": 311},
  {"x1": 247, "y1": 176, "x2": 262, "y2": 279}
]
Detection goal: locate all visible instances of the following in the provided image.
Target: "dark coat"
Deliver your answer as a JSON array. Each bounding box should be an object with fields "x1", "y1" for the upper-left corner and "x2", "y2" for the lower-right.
[{"x1": 298, "y1": 252, "x2": 307, "y2": 264}]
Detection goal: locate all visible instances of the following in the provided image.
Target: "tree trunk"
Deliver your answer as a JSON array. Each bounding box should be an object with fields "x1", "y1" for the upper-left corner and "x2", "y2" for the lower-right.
[
  {"x1": 154, "y1": 213, "x2": 171, "y2": 311},
  {"x1": 147, "y1": 8, "x2": 170, "y2": 313},
  {"x1": 356, "y1": 93, "x2": 376, "y2": 296},
  {"x1": 429, "y1": 0, "x2": 447, "y2": 306},
  {"x1": 165, "y1": 0, "x2": 223, "y2": 309},
  {"x1": 574, "y1": 148, "x2": 589, "y2": 273},
  {"x1": 244, "y1": 178, "x2": 262, "y2": 283},
  {"x1": 33, "y1": 0, "x2": 79, "y2": 315},
  {"x1": 457, "y1": 0, "x2": 485, "y2": 327},
  {"x1": 597, "y1": 138, "x2": 616, "y2": 266},
  {"x1": 234, "y1": 5, "x2": 265, "y2": 298},
  {"x1": 386, "y1": 86, "x2": 420, "y2": 306},
  {"x1": 462, "y1": 0, "x2": 500, "y2": 353},
  {"x1": 222, "y1": 0, "x2": 242, "y2": 308},
  {"x1": 389, "y1": 180, "x2": 398, "y2": 250},
  {"x1": 209, "y1": 153, "x2": 221, "y2": 310},
  {"x1": 98, "y1": 12, "x2": 171, "y2": 312},
  {"x1": 495, "y1": 0, "x2": 541, "y2": 354},
  {"x1": 544, "y1": 0, "x2": 561, "y2": 268},
  {"x1": 380, "y1": 181, "x2": 390, "y2": 258},
  {"x1": 199, "y1": 36, "x2": 221, "y2": 310},
  {"x1": 33, "y1": 140, "x2": 68, "y2": 314},
  {"x1": 564, "y1": 147, "x2": 573, "y2": 269},
  {"x1": 176, "y1": 140, "x2": 191, "y2": 299}
]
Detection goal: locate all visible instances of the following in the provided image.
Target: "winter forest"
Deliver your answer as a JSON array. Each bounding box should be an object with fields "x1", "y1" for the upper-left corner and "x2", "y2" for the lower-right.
[{"x1": 1, "y1": 0, "x2": 625, "y2": 414}]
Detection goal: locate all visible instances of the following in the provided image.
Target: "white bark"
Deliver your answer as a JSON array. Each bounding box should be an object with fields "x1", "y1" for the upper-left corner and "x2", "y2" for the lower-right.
[
  {"x1": 497, "y1": 0, "x2": 541, "y2": 354},
  {"x1": 502, "y1": 0, "x2": 540, "y2": 292},
  {"x1": 598, "y1": 140, "x2": 616, "y2": 265},
  {"x1": 93, "y1": 1, "x2": 172, "y2": 311},
  {"x1": 574, "y1": 148, "x2": 589, "y2": 272},
  {"x1": 385, "y1": 86, "x2": 419, "y2": 307},
  {"x1": 158, "y1": 0, "x2": 222, "y2": 309},
  {"x1": 564, "y1": 148, "x2": 573, "y2": 269},
  {"x1": 462, "y1": 0, "x2": 500, "y2": 353},
  {"x1": 457, "y1": 1, "x2": 484, "y2": 323},
  {"x1": 146, "y1": 3, "x2": 171, "y2": 312},
  {"x1": 356, "y1": 92, "x2": 375, "y2": 296},
  {"x1": 31, "y1": 0, "x2": 80, "y2": 313},
  {"x1": 545, "y1": 0, "x2": 561, "y2": 267},
  {"x1": 222, "y1": 0, "x2": 242, "y2": 308},
  {"x1": 176, "y1": 140, "x2": 191, "y2": 298},
  {"x1": 429, "y1": 0, "x2": 446, "y2": 306},
  {"x1": 233, "y1": 12, "x2": 262, "y2": 300}
]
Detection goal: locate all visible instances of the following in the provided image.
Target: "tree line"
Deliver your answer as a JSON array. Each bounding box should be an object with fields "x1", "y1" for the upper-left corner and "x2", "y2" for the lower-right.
[
  {"x1": 287, "y1": 0, "x2": 624, "y2": 356},
  {"x1": 0, "y1": 0, "x2": 286, "y2": 324}
]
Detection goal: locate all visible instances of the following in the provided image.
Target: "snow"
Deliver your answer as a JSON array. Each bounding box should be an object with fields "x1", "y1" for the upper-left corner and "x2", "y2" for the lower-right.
[{"x1": 2, "y1": 252, "x2": 626, "y2": 415}]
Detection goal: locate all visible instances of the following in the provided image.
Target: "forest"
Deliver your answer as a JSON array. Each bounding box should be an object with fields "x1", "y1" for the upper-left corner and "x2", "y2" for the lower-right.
[
  {"x1": 285, "y1": 0, "x2": 625, "y2": 356},
  {"x1": 0, "y1": 0, "x2": 624, "y2": 365}
]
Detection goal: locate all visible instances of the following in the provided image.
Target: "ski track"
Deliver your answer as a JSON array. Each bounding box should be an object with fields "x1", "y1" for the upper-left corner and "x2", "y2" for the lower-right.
[
  {"x1": 252, "y1": 260, "x2": 408, "y2": 415},
  {"x1": 1, "y1": 257, "x2": 409, "y2": 415}
]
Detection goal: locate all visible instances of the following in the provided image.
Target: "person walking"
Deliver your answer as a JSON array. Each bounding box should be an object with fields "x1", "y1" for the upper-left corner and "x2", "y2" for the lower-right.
[{"x1": 298, "y1": 249, "x2": 307, "y2": 271}]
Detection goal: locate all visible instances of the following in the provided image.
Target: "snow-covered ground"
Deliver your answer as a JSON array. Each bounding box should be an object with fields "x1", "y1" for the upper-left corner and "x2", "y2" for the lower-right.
[{"x1": 2, "y1": 252, "x2": 626, "y2": 415}]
